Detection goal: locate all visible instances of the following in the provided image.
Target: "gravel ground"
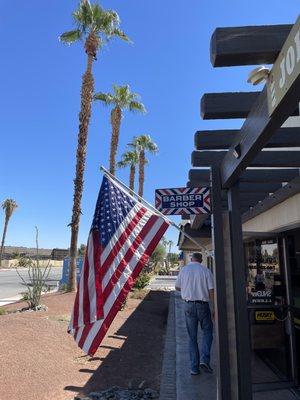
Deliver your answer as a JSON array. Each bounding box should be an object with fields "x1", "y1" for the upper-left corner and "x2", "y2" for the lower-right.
[{"x1": 0, "y1": 290, "x2": 170, "y2": 400}]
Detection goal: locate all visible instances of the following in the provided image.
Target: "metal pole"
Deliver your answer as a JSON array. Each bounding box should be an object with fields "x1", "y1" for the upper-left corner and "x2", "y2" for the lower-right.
[
  {"x1": 100, "y1": 165, "x2": 208, "y2": 253},
  {"x1": 210, "y1": 165, "x2": 232, "y2": 399},
  {"x1": 227, "y1": 181, "x2": 253, "y2": 400}
]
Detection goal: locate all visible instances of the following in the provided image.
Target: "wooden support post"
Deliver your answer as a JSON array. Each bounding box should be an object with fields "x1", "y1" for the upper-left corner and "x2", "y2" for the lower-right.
[
  {"x1": 227, "y1": 182, "x2": 253, "y2": 400},
  {"x1": 210, "y1": 165, "x2": 231, "y2": 399}
]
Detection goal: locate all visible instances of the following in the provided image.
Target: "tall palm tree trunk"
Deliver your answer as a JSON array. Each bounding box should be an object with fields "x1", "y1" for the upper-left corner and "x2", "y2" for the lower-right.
[
  {"x1": 0, "y1": 217, "x2": 9, "y2": 267},
  {"x1": 138, "y1": 150, "x2": 145, "y2": 197},
  {"x1": 69, "y1": 51, "x2": 94, "y2": 292},
  {"x1": 129, "y1": 165, "x2": 135, "y2": 191},
  {"x1": 109, "y1": 106, "x2": 122, "y2": 175}
]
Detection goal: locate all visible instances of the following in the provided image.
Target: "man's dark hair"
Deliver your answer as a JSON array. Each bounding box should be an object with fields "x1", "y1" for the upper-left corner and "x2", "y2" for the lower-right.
[{"x1": 191, "y1": 252, "x2": 202, "y2": 263}]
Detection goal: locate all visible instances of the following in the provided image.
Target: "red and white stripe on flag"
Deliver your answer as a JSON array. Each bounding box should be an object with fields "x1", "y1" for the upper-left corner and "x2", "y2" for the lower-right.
[{"x1": 68, "y1": 177, "x2": 169, "y2": 356}]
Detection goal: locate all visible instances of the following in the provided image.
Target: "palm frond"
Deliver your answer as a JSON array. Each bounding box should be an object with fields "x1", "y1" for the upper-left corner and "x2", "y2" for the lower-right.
[
  {"x1": 117, "y1": 150, "x2": 139, "y2": 168},
  {"x1": 94, "y1": 92, "x2": 115, "y2": 105},
  {"x1": 61, "y1": 2, "x2": 129, "y2": 51},
  {"x1": 129, "y1": 101, "x2": 146, "y2": 113},
  {"x1": 129, "y1": 135, "x2": 158, "y2": 154},
  {"x1": 110, "y1": 28, "x2": 131, "y2": 42},
  {"x1": 59, "y1": 29, "x2": 82, "y2": 44},
  {"x1": 73, "y1": 1, "x2": 93, "y2": 32},
  {"x1": 2, "y1": 199, "x2": 18, "y2": 219}
]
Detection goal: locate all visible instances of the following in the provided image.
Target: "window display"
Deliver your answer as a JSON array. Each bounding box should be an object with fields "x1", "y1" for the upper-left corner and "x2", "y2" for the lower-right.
[{"x1": 246, "y1": 239, "x2": 283, "y2": 305}]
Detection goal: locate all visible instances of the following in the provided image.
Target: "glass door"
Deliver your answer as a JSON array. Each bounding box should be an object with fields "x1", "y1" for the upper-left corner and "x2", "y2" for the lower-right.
[{"x1": 245, "y1": 238, "x2": 293, "y2": 387}]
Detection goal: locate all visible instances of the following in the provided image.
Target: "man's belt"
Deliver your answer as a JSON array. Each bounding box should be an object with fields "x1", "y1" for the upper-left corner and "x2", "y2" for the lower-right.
[{"x1": 185, "y1": 300, "x2": 208, "y2": 304}]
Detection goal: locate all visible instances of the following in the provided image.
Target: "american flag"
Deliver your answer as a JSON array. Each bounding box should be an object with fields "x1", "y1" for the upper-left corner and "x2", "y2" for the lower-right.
[{"x1": 68, "y1": 175, "x2": 169, "y2": 356}]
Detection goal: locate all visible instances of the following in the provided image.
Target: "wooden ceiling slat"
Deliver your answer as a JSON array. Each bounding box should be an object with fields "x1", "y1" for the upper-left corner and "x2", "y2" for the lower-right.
[
  {"x1": 210, "y1": 24, "x2": 292, "y2": 67},
  {"x1": 195, "y1": 128, "x2": 300, "y2": 150},
  {"x1": 242, "y1": 177, "x2": 300, "y2": 222},
  {"x1": 188, "y1": 179, "x2": 281, "y2": 193},
  {"x1": 189, "y1": 168, "x2": 300, "y2": 183},
  {"x1": 200, "y1": 92, "x2": 299, "y2": 120},
  {"x1": 192, "y1": 150, "x2": 300, "y2": 168}
]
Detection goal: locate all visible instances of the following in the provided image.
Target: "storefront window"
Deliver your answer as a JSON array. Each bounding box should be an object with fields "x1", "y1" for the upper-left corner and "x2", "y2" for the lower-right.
[{"x1": 246, "y1": 239, "x2": 283, "y2": 306}]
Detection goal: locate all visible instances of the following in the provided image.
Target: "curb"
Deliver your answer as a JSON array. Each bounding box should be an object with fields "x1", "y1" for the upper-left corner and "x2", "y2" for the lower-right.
[
  {"x1": 0, "y1": 287, "x2": 59, "y2": 306},
  {"x1": 159, "y1": 291, "x2": 176, "y2": 400}
]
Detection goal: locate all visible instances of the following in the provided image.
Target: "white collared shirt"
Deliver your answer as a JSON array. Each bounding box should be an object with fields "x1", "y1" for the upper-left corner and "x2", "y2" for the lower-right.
[{"x1": 175, "y1": 262, "x2": 214, "y2": 301}]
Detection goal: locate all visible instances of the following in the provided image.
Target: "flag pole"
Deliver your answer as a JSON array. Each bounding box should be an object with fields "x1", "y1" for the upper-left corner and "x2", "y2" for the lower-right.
[{"x1": 100, "y1": 166, "x2": 209, "y2": 254}]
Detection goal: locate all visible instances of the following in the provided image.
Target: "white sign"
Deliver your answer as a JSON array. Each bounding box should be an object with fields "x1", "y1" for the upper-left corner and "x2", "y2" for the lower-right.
[{"x1": 267, "y1": 15, "x2": 300, "y2": 115}]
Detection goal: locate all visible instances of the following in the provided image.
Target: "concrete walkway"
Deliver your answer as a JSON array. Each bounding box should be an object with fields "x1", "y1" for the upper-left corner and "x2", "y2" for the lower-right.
[{"x1": 159, "y1": 291, "x2": 299, "y2": 400}]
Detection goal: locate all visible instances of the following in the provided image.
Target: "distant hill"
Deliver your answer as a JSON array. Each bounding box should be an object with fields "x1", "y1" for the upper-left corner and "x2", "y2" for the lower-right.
[{"x1": 3, "y1": 246, "x2": 69, "y2": 260}]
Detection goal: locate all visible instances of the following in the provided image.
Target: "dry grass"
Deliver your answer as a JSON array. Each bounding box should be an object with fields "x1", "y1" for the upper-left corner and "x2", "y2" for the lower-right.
[{"x1": 129, "y1": 289, "x2": 149, "y2": 300}]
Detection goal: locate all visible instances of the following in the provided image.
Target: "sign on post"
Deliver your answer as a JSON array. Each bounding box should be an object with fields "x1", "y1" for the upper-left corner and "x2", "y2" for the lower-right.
[
  {"x1": 155, "y1": 187, "x2": 210, "y2": 215},
  {"x1": 267, "y1": 15, "x2": 300, "y2": 116}
]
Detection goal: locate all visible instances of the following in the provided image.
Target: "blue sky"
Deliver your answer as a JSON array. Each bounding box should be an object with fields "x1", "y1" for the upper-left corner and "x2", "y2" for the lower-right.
[{"x1": 0, "y1": 1, "x2": 299, "y2": 250}]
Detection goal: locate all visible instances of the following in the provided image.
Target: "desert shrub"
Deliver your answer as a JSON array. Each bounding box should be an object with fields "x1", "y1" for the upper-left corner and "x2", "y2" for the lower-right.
[
  {"x1": 0, "y1": 307, "x2": 6, "y2": 315},
  {"x1": 133, "y1": 271, "x2": 151, "y2": 290},
  {"x1": 59, "y1": 283, "x2": 68, "y2": 292},
  {"x1": 16, "y1": 227, "x2": 52, "y2": 310}
]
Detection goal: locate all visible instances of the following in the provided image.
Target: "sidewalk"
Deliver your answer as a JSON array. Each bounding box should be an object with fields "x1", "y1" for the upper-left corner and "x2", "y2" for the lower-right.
[{"x1": 159, "y1": 292, "x2": 299, "y2": 400}]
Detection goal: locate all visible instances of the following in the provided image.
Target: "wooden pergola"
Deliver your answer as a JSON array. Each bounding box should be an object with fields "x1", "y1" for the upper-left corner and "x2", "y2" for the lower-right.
[{"x1": 187, "y1": 16, "x2": 300, "y2": 400}]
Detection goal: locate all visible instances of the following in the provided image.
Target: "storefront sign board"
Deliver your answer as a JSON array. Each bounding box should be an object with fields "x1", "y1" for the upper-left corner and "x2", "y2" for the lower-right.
[
  {"x1": 267, "y1": 15, "x2": 300, "y2": 115},
  {"x1": 155, "y1": 187, "x2": 210, "y2": 215}
]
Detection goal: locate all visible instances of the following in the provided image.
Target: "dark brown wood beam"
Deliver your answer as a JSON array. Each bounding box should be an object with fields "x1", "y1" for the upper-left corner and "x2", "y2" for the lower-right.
[
  {"x1": 221, "y1": 79, "x2": 300, "y2": 188},
  {"x1": 195, "y1": 127, "x2": 300, "y2": 150},
  {"x1": 201, "y1": 92, "x2": 259, "y2": 119},
  {"x1": 242, "y1": 177, "x2": 300, "y2": 222},
  {"x1": 193, "y1": 150, "x2": 300, "y2": 168},
  {"x1": 200, "y1": 92, "x2": 298, "y2": 120},
  {"x1": 188, "y1": 179, "x2": 281, "y2": 194},
  {"x1": 222, "y1": 191, "x2": 267, "y2": 203},
  {"x1": 210, "y1": 24, "x2": 292, "y2": 67},
  {"x1": 189, "y1": 168, "x2": 300, "y2": 183}
]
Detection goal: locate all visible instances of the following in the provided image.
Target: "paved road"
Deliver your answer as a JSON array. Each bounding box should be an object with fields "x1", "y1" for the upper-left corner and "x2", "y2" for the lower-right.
[
  {"x1": 148, "y1": 275, "x2": 177, "y2": 291},
  {"x1": 0, "y1": 267, "x2": 63, "y2": 303}
]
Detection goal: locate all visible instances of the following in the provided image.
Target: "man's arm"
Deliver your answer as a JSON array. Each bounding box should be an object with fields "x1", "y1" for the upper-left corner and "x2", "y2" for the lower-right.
[
  {"x1": 209, "y1": 288, "x2": 215, "y2": 319},
  {"x1": 175, "y1": 270, "x2": 182, "y2": 292}
]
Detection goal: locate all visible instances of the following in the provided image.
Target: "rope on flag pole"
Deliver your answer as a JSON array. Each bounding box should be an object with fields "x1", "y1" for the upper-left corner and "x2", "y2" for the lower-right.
[{"x1": 100, "y1": 165, "x2": 209, "y2": 254}]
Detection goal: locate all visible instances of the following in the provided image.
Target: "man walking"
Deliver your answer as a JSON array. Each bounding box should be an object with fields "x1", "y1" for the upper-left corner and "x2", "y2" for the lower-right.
[{"x1": 175, "y1": 252, "x2": 214, "y2": 375}]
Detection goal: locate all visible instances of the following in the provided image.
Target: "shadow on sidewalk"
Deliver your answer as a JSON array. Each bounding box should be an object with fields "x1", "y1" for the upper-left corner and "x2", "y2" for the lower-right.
[{"x1": 64, "y1": 290, "x2": 170, "y2": 397}]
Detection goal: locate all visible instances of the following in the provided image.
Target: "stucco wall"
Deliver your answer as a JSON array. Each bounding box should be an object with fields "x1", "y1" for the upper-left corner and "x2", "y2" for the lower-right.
[{"x1": 242, "y1": 192, "x2": 300, "y2": 233}]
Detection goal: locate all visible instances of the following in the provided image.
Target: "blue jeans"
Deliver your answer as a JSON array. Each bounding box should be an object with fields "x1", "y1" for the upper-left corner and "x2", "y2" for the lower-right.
[{"x1": 184, "y1": 301, "x2": 213, "y2": 372}]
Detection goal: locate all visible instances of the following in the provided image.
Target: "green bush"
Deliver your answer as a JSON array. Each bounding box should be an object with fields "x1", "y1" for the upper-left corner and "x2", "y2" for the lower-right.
[
  {"x1": 0, "y1": 307, "x2": 6, "y2": 315},
  {"x1": 133, "y1": 272, "x2": 151, "y2": 290}
]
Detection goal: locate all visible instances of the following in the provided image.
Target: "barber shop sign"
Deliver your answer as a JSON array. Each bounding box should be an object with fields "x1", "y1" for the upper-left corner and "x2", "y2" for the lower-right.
[{"x1": 155, "y1": 187, "x2": 211, "y2": 215}]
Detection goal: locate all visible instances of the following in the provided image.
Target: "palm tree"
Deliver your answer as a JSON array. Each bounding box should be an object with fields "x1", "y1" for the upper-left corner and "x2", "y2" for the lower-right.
[
  {"x1": 167, "y1": 240, "x2": 174, "y2": 256},
  {"x1": 129, "y1": 135, "x2": 158, "y2": 197},
  {"x1": 117, "y1": 150, "x2": 139, "y2": 191},
  {"x1": 94, "y1": 85, "x2": 146, "y2": 176},
  {"x1": 0, "y1": 199, "x2": 18, "y2": 267},
  {"x1": 59, "y1": 1, "x2": 129, "y2": 292},
  {"x1": 167, "y1": 240, "x2": 174, "y2": 269}
]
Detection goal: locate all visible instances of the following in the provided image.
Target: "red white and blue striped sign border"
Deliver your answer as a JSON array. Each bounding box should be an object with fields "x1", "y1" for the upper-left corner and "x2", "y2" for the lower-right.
[{"x1": 155, "y1": 187, "x2": 211, "y2": 215}]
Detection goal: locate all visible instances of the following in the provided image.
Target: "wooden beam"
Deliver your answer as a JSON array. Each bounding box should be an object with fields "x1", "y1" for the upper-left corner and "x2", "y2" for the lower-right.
[
  {"x1": 195, "y1": 127, "x2": 300, "y2": 150},
  {"x1": 210, "y1": 24, "x2": 292, "y2": 67},
  {"x1": 200, "y1": 92, "x2": 298, "y2": 120},
  {"x1": 235, "y1": 182, "x2": 281, "y2": 193},
  {"x1": 193, "y1": 150, "x2": 300, "y2": 168},
  {"x1": 243, "y1": 177, "x2": 300, "y2": 222},
  {"x1": 189, "y1": 178, "x2": 281, "y2": 194},
  {"x1": 201, "y1": 92, "x2": 259, "y2": 119},
  {"x1": 186, "y1": 180, "x2": 253, "y2": 210},
  {"x1": 221, "y1": 76, "x2": 300, "y2": 188},
  {"x1": 223, "y1": 191, "x2": 268, "y2": 204},
  {"x1": 189, "y1": 168, "x2": 300, "y2": 183}
]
